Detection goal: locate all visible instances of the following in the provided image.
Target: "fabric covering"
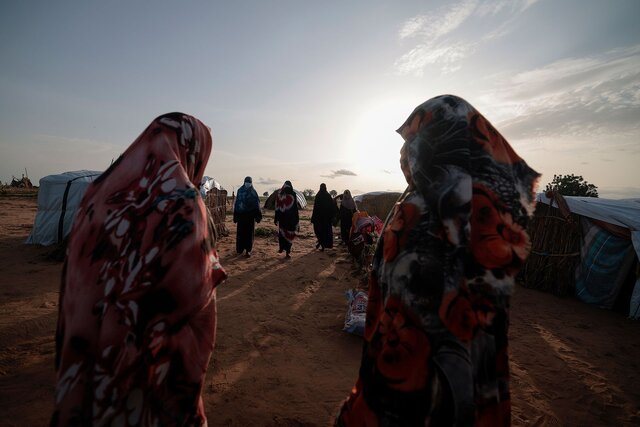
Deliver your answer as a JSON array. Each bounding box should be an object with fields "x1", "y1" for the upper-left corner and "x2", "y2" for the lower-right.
[
  {"x1": 336, "y1": 95, "x2": 539, "y2": 426},
  {"x1": 234, "y1": 178, "x2": 260, "y2": 214},
  {"x1": 199, "y1": 175, "x2": 221, "y2": 198},
  {"x1": 311, "y1": 183, "x2": 337, "y2": 249},
  {"x1": 575, "y1": 218, "x2": 636, "y2": 309},
  {"x1": 26, "y1": 170, "x2": 102, "y2": 246},
  {"x1": 233, "y1": 177, "x2": 262, "y2": 254},
  {"x1": 275, "y1": 181, "x2": 300, "y2": 254},
  {"x1": 51, "y1": 113, "x2": 227, "y2": 426},
  {"x1": 263, "y1": 188, "x2": 307, "y2": 210},
  {"x1": 340, "y1": 190, "x2": 357, "y2": 211},
  {"x1": 339, "y1": 190, "x2": 357, "y2": 244},
  {"x1": 536, "y1": 193, "x2": 640, "y2": 260},
  {"x1": 536, "y1": 193, "x2": 640, "y2": 318}
]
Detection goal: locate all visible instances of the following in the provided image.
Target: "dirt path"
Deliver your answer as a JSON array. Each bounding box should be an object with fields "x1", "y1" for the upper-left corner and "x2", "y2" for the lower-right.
[{"x1": 0, "y1": 196, "x2": 639, "y2": 426}]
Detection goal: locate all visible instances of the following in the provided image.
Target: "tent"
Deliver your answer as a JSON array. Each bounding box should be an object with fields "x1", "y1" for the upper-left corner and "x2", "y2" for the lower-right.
[
  {"x1": 26, "y1": 170, "x2": 102, "y2": 246},
  {"x1": 523, "y1": 192, "x2": 640, "y2": 318},
  {"x1": 263, "y1": 189, "x2": 307, "y2": 210},
  {"x1": 200, "y1": 176, "x2": 222, "y2": 198},
  {"x1": 353, "y1": 191, "x2": 402, "y2": 221},
  {"x1": 200, "y1": 176, "x2": 229, "y2": 237}
]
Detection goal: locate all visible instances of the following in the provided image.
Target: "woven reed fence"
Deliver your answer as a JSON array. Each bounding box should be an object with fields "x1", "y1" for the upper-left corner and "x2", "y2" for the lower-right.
[
  {"x1": 520, "y1": 202, "x2": 582, "y2": 296},
  {"x1": 356, "y1": 192, "x2": 402, "y2": 222},
  {"x1": 204, "y1": 188, "x2": 229, "y2": 237}
]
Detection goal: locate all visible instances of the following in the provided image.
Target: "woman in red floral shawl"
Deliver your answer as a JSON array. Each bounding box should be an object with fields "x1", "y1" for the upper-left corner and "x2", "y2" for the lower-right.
[
  {"x1": 336, "y1": 95, "x2": 539, "y2": 426},
  {"x1": 51, "y1": 113, "x2": 227, "y2": 426}
]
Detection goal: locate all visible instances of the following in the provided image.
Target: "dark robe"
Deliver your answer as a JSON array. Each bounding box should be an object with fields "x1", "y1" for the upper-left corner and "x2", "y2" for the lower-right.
[
  {"x1": 311, "y1": 189, "x2": 337, "y2": 249},
  {"x1": 339, "y1": 205, "x2": 356, "y2": 243},
  {"x1": 234, "y1": 209, "x2": 262, "y2": 253},
  {"x1": 233, "y1": 183, "x2": 262, "y2": 254},
  {"x1": 275, "y1": 185, "x2": 299, "y2": 254}
]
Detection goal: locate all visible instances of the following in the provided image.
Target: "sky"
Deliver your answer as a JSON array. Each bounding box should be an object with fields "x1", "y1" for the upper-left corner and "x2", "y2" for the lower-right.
[{"x1": 1, "y1": 0, "x2": 639, "y2": 198}]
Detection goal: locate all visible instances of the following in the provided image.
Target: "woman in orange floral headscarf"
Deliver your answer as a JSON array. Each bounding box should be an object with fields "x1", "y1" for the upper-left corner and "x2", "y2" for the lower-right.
[
  {"x1": 336, "y1": 95, "x2": 539, "y2": 426},
  {"x1": 51, "y1": 113, "x2": 226, "y2": 426}
]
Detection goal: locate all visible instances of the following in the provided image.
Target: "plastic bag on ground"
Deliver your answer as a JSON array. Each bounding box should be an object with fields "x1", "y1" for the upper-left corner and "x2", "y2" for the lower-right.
[{"x1": 344, "y1": 289, "x2": 368, "y2": 336}]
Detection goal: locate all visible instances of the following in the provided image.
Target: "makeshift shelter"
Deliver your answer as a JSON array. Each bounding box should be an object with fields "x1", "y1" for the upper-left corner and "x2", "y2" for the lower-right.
[
  {"x1": 26, "y1": 170, "x2": 102, "y2": 246},
  {"x1": 201, "y1": 176, "x2": 228, "y2": 237},
  {"x1": 352, "y1": 191, "x2": 401, "y2": 222},
  {"x1": 263, "y1": 189, "x2": 307, "y2": 210},
  {"x1": 347, "y1": 212, "x2": 384, "y2": 268},
  {"x1": 200, "y1": 176, "x2": 222, "y2": 198},
  {"x1": 522, "y1": 192, "x2": 640, "y2": 318}
]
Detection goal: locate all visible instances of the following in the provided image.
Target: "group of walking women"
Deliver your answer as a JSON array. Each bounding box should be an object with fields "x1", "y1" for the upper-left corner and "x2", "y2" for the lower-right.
[
  {"x1": 234, "y1": 177, "x2": 357, "y2": 256},
  {"x1": 233, "y1": 177, "x2": 300, "y2": 258},
  {"x1": 311, "y1": 185, "x2": 358, "y2": 251},
  {"x1": 51, "y1": 95, "x2": 539, "y2": 426}
]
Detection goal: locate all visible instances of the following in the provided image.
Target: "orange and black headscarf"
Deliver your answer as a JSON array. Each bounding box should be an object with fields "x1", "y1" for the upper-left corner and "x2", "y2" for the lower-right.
[{"x1": 337, "y1": 95, "x2": 539, "y2": 426}]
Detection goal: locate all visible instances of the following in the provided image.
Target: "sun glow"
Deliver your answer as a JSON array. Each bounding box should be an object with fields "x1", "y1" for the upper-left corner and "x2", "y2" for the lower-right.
[{"x1": 346, "y1": 100, "x2": 409, "y2": 182}]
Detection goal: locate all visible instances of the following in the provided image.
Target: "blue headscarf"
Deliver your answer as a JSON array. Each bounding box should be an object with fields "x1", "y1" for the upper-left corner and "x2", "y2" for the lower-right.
[{"x1": 234, "y1": 176, "x2": 260, "y2": 213}]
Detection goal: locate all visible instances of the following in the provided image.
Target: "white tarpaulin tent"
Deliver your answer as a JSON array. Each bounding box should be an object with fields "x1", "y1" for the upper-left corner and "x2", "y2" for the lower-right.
[
  {"x1": 26, "y1": 170, "x2": 102, "y2": 246},
  {"x1": 200, "y1": 176, "x2": 222, "y2": 198}
]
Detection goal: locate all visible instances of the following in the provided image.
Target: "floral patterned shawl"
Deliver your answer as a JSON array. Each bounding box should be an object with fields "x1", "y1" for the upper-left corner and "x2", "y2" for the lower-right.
[
  {"x1": 337, "y1": 95, "x2": 539, "y2": 426},
  {"x1": 52, "y1": 113, "x2": 227, "y2": 426}
]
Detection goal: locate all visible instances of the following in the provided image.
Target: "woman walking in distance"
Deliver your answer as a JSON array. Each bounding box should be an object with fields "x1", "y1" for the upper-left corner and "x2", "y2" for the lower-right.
[
  {"x1": 338, "y1": 190, "x2": 357, "y2": 245},
  {"x1": 233, "y1": 176, "x2": 262, "y2": 256},
  {"x1": 274, "y1": 180, "x2": 299, "y2": 258},
  {"x1": 311, "y1": 183, "x2": 338, "y2": 250}
]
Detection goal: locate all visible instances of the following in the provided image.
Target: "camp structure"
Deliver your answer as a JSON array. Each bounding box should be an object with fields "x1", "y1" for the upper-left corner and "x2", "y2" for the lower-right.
[
  {"x1": 26, "y1": 172, "x2": 229, "y2": 246},
  {"x1": 200, "y1": 176, "x2": 229, "y2": 237},
  {"x1": 263, "y1": 189, "x2": 308, "y2": 210},
  {"x1": 521, "y1": 191, "x2": 640, "y2": 318},
  {"x1": 352, "y1": 191, "x2": 402, "y2": 222},
  {"x1": 26, "y1": 170, "x2": 102, "y2": 246}
]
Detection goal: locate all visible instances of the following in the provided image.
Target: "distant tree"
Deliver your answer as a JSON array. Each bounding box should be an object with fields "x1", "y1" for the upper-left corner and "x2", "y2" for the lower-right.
[
  {"x1": 302, "y1": 188, "x2": 315, "y2": 199},
  {"x1": 263, "y1": 191, "x2": 268, "y2": 197},
  {"x1": 544, "y1": 174, "x2": 598, "y2": 197},
  {"x1": 329, "y1": 189, "x2": 338, "y2": 197}
]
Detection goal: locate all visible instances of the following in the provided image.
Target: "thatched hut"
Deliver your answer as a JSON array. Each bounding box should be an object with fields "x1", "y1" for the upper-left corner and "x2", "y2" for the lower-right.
[
  {"x1": 521, "y1": 192, "x2": 640, "y2": 318},
  {"x1": 204, "y1": 187, "x2": 229, "y2": 237},
  {"x1": 520, "y1": 200, "x2": 582, "y2": 296},
  {"x1": 352, "y1": 191, "x2": 401, "y2": 221}
]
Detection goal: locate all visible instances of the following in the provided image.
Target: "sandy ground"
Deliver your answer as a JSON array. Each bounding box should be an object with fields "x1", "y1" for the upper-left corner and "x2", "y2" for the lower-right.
[{"x1": 0, "y1": 195, "x2": 639, "y2": 426}]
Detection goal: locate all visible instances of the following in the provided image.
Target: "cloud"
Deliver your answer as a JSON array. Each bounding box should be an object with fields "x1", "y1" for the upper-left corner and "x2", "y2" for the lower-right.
[
  {"x1": 321, "y1": 169, "x2": 358, "y2": 178},
  {"x1": 254, "y1": 177, "x2": 281, "y2": 185},
  {"x1": 598, "y1": 186, "x2": 640, "y2": 199},
  {"x1": 395, "y1": 43, "x2": 470, "y2": 75},
  {"x1": 482, "y1": 45, "x2": 640, "y2": 141},
  {"x1": 399, "y1": 0, "x2": 478, "y2": 41},
  {"x1": 395, "y1": 0, "x2": 539, "y2": 75}
]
